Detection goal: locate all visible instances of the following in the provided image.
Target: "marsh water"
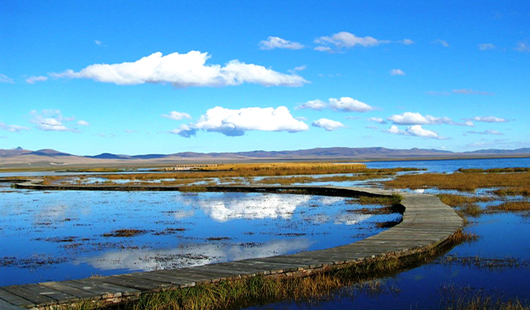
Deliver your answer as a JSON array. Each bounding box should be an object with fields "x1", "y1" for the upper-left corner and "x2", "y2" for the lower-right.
[
  {"x1": 0, "y1": 186, "x2": 399, "y2": 286},
  {"x1": 246, "y1": 157, "x2": 530, "y2": 310},
  {"x1": 1, "y1": 157, "x2": 529, "y2": 309}
]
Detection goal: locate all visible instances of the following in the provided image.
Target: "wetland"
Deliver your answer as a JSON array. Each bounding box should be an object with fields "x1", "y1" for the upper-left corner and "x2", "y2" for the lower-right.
[{"x1": 1, "y1": 157, "x2": 530, "y2": 309}]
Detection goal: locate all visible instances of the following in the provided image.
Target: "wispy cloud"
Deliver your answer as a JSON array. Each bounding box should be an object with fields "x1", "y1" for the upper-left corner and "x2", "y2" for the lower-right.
[
  {"x1": 29, "y1": 109, "x2": 79, "y2": 132},
  {"x1": 314, "y1": 31, "x2": 394, "y2": 52},
  {"x1": 466, "y1": 130, "x2": 503, "y2": 135},
  {"x1": 0, "y1": 74, "x2": 14, "y2": 84},
  {"x1": 368, "y1": 117, "x2": 387, "y2": 124},
  {"x1": 434, "y1": 39, "x2": 449, "y2": 47},
  {"x1": 297, "y1": 97, "x2": 375, "y2": 112},
  {"x1": 479, "y1": 43, "x2": 495, "y2": 51},
  {"x1": 172, "y1": 106, "x2": 308, "y2": 138},
  {"x1": 387, "y1": 112, "x2": 470, "y2": 126},
  {"x1": 26, "y1": 76, "x2": 48, "y2": 84},
  {"x1": 51, "y1": 51, "x2": 307, "y2": 88},
  {"x1": 0, "y1": 122, "x2": 30, "y2": 132},
  {"x1": 259, "y1": 36, "x2": 304, "y2": 50},
  {"x1": 516, "y1": 42, "x2": 530, "y2": 52},
  {"x1": 390, "y1": 69, "x2": 405, "y2": 76},
  {"x1": 162, "y1": 111, "x2": 192, "y2": 121},
  {"x1": 453, "y1": 89, "x2": 495, "y2": 95},
  {"x1": 312, "y1": 118, "x2": 346, "y2": 131},
  {"x1": 472, "y1": 116, "x2": 507, "y2": 123}
]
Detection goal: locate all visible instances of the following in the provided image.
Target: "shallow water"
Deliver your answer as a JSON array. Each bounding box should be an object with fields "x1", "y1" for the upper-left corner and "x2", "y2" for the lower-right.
[
  {"x1": 245, "y1": 157, "x2": 530, "y2": 309},
  {"x1": 0, "y1": 186, "x2": 400, "y2": 286}
]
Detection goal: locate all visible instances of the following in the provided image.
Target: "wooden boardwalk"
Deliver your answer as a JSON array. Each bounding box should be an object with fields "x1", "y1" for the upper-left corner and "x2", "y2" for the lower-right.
[{"x1": 0, "y1": 185, "x2": 463, "y2": 309}]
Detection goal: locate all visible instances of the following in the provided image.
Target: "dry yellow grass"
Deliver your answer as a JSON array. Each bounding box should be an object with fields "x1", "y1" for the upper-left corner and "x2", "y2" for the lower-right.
[{"x1": 385, "y1": 171, "x2": 530, "y2": 195}]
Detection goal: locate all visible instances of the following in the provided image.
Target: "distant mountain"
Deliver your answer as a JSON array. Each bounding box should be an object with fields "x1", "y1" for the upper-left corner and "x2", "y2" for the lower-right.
[
  {"x1": 1, "y1": 147, "x2": 529, "y2": 168},
  {"x1": 465, "y1": 148, "x2": 530, "y2": 154}
]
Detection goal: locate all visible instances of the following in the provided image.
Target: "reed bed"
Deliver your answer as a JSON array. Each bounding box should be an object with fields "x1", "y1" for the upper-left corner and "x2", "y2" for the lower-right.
[{"x1": 384, "y1": 171, "x2": 530, "y2": 195}]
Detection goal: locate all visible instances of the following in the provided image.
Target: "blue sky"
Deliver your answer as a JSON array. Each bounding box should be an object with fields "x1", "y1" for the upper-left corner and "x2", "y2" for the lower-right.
[{"x1": 1, "y1": 0, "x2": 529, "y2": 156}]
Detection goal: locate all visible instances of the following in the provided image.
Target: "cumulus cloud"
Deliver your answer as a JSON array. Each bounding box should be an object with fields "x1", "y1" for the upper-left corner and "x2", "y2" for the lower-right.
[
  {"x1": 77, "y1": 120, "x2": 90, "y2": 126},
  {"x1": 473, "y1": 116, "x2": 507, "y2": 123},
  {"x1": 390, "y1": 69, "x2": 405, "y2": 76},
  {"x1": 312, "y1": 118, "x2": 346, "y2": 131},
  {"x1": 329, "y1": 97, "x2": 374, "y2": 112},
  {"x1": 162, "y1": 111, "x2": 192, "y2": 120},
  {"x1": 174, "y1": 106, "x2": 308, "y2": 138},
  {"x1": 51, "y1": 51, "x2": 307, "y2": 87},
  {"x1": 259, "y1": 36, "x2": 304, "y2": 50},
  {"x1": 453, "y1": 89, "x2": 494, "y2": 95},
  {"x1": 296, "y1": 97, "x2": 374, "y2": 112},
  {"x1": 26, "y1": 76, "x2": 48, "y2": 84},
  {"x1": 0, "y1": 123, "x2": 30, "y2": 132},
  {"x1": 434, "y1": 39, "x2": 449, "y2": 47},
  {"x1": 479, "y1": 43, "x2": 495, "y2": 51},
  {"x1": 387, "y1": 125, "x2": 442, "y2": 139},
  {"x1": 315, "y1": 32, "x2": 389, "y2": 50},
  {"x1": 30, "y1": 110, "x2": 79, "y2": 132},
  {"x1": 0, "y1": 74, "x2": 14, "y2": 84}
]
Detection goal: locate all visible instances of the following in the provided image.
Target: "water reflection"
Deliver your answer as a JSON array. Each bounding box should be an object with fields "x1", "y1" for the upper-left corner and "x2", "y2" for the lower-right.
[
  {"x1": 180, "y1": 193, "x2": 311, "y2": 222},
  {"x1": 78, "y1": 238, "x2": 313, "y2": 271},
  {"x1": 0, "y1": 189, "x2": 396, "y2": 286}
]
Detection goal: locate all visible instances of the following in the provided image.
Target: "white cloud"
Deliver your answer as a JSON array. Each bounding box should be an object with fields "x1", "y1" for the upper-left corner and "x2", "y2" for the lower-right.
[
  {"x1": 390, "y1": 69, "x2": 405, "y2": 76},
  {"x1": 315, "y1": 32, "x2": 389, "y2": 50},
  {"x1": 162, "y1": 111, "x2": 192, "y2": 120},
  {"x1": 296, "y1": 97, "x2": 374, "y2": 112},
  {"x1": 368, "y1": 117, "x2": 387, "y2": 124},
  {"x1": 295, "y1": 99, "x2": 327, "y2": 110},
  {"x1": 388, "y1": 125, "x2": 402, "y2": 135},
  {"x1": 401, "y1": 39, "x2": 414, "y2": 45},
  {"x1": 453, "y1": 89, "x2": 494, "y2": 95},
  {"x1": 175, "y1": 106, "x2": 308, "y2": 137},
  {"x1": 312, "y1": 118, "x2": 346, "y2": 131},
  {"x1": 387, "y1": 125, "x2": 442, "y2": 139},
  {"x1": 52, "y1": 51, "x2": 307, "y2": 87},
  {"x1": 26, "y1": 76, "x2": 48, "y2": 84},
  {"x1": 0, "y1": 74, "x2": 14, "y2": 84},
  {"x1": 171, "y1": 124, "x2": 196, "y2": 138},
  {"x1": 0, "y1": 123, "x2": 30, "y2": 132},
  {"x1": 259, "y1": 36, "x2": 304, "y2": 50},
  {"x1": 406, "y1": 125, "x2": 441, "y2": 139},
  {"x1": 434, "y1": 39, "x2": 449, "y2": 47},
  {"x1": 473, "y1": 116, "x2": 507, "y2": 123},
  {"x1": 329, "y1": 97, "x2": 374, "y2": 112},
  {"x1": 95, "y1": 40, "x2": 103, "y2": 46},
  {"x1": 479, "y1": 43, "x2": 495, "y2": 51},
  {"x1": 30, "y1": 110, "x2": 78, "y2": 132},
  {"x1": 77, "y1": 120, "x2": 89, "y2": 126},
  {"x1": 387, "y1": 112, "x2": 469, "y2": 126}
]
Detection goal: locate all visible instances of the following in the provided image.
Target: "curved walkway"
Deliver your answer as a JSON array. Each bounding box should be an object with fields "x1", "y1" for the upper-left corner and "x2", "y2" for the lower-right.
[{"x1": 0, "y1": 185, "x2": 463, "y2": 309}]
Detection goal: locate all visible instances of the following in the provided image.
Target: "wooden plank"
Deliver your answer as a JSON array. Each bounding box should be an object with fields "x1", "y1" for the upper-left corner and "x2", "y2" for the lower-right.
[
  {"x1": 64, "y1": 279, "x2": 141, "y2": 297},
  {"x1": 20, "y1": 283, "x2": 77, "y2": 302},
  {"x1": 0, "y1": 298, "x2": 26, "y2": 310},
  {"x1": 95, "y1": 275, "x2": 170, "y2": 291},
  {"x1": 0, "y1": 288, "x2": 35, "y2": 308},
  {"x1": 40, "y1": 281, "x2": 98, "y2": 299},
  {"x1": 1, "y1": 285, "x2": 57, "y2": 306}
]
